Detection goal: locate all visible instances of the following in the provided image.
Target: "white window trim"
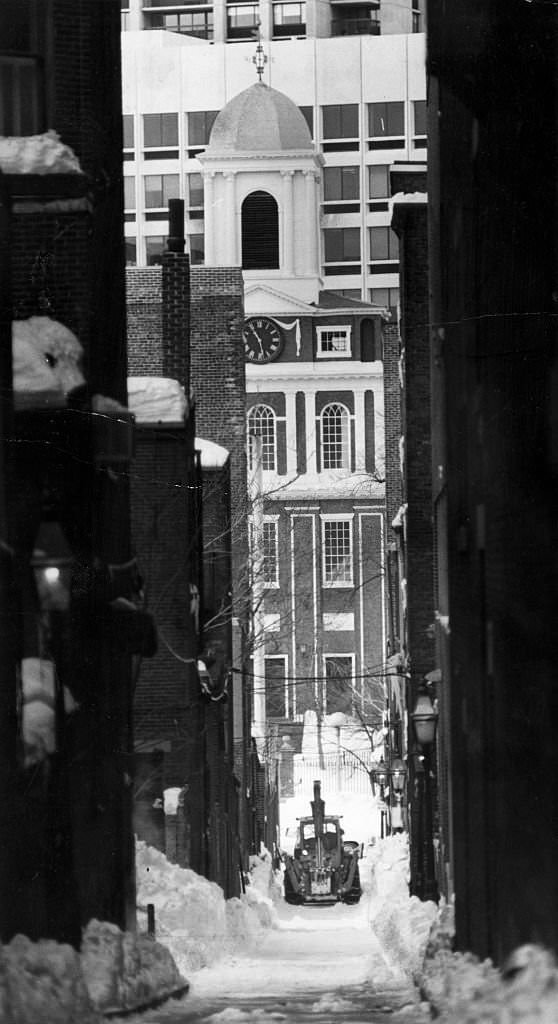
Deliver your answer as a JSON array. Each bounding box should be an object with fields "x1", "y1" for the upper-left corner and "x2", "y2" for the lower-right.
[
  {"x1": 265, "y1": 654, "x2": 291, "y2": 718},
  {"x1": 262, "y1": 515, "x2": 280, "y2": 588},
  {"x1": 320, "y1": 513, "x2": 354, "y2": 588},
  {"x1": 316, "y1": 324, "x2": 352, "y2": 359},
  {"x1": 318, "y1": 402, "x2": 353, "y2": 472},
  {"x1": 247, "y1": 405, "x2": 278, "y2": 473},
  {"x1": 323, "y1": 652, "x2": 356, "y2": 715}
]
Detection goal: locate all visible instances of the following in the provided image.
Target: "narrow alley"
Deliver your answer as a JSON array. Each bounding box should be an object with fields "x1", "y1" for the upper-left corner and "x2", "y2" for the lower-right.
[{"x1": 131, "y1": 896, "x2": 427, "y2": 1024}]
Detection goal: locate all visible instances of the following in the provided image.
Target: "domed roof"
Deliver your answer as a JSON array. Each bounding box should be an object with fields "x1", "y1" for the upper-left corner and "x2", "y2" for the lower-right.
[{"x1": 206, "y1": 82, "x2": 313, "y2": 154}]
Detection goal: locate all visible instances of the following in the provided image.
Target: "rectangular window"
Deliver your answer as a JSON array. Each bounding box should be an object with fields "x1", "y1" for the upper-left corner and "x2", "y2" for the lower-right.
[
  {"x1": 146, "y1": 10, "x2": 213, "y2": 38},
  {"x1": 324, "y1": 656, "x2": 354, "y2": 715},
  {"x1": 265, "y1": 657, "x2": 289, "y2": 719},
  {"x1": 324, "y1": 227, "x2": 360, "y2": 264},
  {"x1": 316, "y1": 326, "x2": 351, "y2": 358},
  {"x1": 322, "y1": 104, "x2": 359, "y2": 141},
  {"x1": 299, "y1": 106, "x2": 313, "y2": 137},
  {"x1": 124, "y1": 177, "x2": 135, "y2": 211},
  {"x1": 413, "y1": 99, "x2": 426, "y2": 139},
  {"x1": 0, "y1": 55, "x2": 43, "y2": 136},
  {"x1": 145, "y1": 236, "x2": 165, "y2": 266},
  {"x1": 123, "y1": 114, "x2": 134, "y2": 149},
  {"x1": 143, "y1": 112, "x2": 178, "y2": 149},
  {"x1": 323, "y1": 166, "x2": 359, "y2": 202},
  {"x1": 262, "y1": 520, "x2": 279, "y2": 586},
  {"x1": 125, "y1": 238, "x2": 137, "y2": 266},
  {"x1": 368, "y1": 102, "x2": 404, "y2": 138},
  {"x1": 368, "y1": 165, "x2": 390, "y2": 200},
  {"x1": 273, "y1": 2, "x2": 306, "y2": 36},
  {"x1": 322, "y1": 518, "x2": 353, "y2": 586},
  {"x1": 187, "y1": 110, "x2": 218, "y2": 151},
  {"x1": 188, "y1": 172, "x2": 204, "y2": 209},
  {"x1": 144, "y1": 173, "x2": 179, "y2": 209},
  {"x1": 189, "y1": 232, "x2": 205, "y2": 265},
  {"x1": 369, "y1": 226, "x2": 399, "y2": 262},
  {"x1": 227, "y1": 4, "x2": 259, "y2": 39},
  {"x1": 370, "y1": 287, "x2": 399, "y2": 313}
]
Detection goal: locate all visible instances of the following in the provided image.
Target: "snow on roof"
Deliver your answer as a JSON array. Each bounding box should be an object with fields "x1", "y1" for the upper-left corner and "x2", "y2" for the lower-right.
[
  {"x1": 0, "y1": 130, "x2": 82, "y2": 175},
  {"x1": 391, "y1": 191, "x2": 428, "y2": 205},
  {"x1": 195, "y1": 437, "x2": 229, "y2": 469},
  {"x1": 127, "y1": 376, "x2": 187, "y2": 424}
]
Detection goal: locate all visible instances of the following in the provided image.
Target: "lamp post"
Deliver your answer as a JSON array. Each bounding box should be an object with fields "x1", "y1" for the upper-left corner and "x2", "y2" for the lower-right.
[
  {"x1": 410, "y1": 685, "x2": 439, "y2": 902},
  {"x1": 370, "y1": 756, "x2": 389, "y2": 838},
  {"x1": 390, "y1": 757, "x2": 407, "y2": 832}
]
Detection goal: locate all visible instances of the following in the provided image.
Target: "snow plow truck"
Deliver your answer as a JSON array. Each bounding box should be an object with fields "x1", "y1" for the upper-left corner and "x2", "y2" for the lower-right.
[{"x1": 283, "y1": 781, "x2": 362, "y2": 905}]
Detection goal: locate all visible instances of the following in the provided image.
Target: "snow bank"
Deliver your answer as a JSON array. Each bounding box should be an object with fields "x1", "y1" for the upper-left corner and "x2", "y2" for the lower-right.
[
  {"x1": 368, "y1": 834, "x2": 437, "y2": 982},
  {"x1": 135, "y1": 841, "x2": 278, "y2": 977},
  {"x1": 420, "y1": 918, "x2": 558, "y2": 1024},
  {"x1": 0, "y1": 130, "x2": 82, "y2": 174},
  {"x1": 81, "y1": 919, "x2": 184, "y2": 1014},
  {"x1": 0, "y1": 934, "x2": 98, "y2": 1024}
]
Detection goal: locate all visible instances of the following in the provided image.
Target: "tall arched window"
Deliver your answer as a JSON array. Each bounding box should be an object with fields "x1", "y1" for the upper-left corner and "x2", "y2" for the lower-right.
[
  {"x1": 248, "y1": 404, "x2": 276, "y2": 471},
  {"x1": 242, "y1": 191, "x2": 279, "y2": 270},
  {"x1": 321, "y1": 403, "x2": 350, "y2": 470}
]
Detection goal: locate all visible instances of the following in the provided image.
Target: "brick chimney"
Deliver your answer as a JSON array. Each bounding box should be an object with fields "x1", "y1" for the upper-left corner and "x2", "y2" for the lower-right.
[{"x1": 161, "y1": 199, "x2": 190, "y2": 390}]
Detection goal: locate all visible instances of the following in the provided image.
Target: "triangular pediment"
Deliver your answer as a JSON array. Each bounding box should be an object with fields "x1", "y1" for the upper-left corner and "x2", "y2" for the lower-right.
[{"x1": 243, "y1": 284, "x2": 318, "y2": 316}]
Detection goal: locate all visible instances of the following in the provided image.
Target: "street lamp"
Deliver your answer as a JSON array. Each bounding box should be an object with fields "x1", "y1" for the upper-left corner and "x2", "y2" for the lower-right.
[
  {"x1": 390, "y1": 757, "x2": 407, "y2": 833},
  {"x1": 370, "y1": 757, "x2": 389, "y2": 838},
  {"x1": 410, "y1": 685, "x2": 439, "y2": 902}
]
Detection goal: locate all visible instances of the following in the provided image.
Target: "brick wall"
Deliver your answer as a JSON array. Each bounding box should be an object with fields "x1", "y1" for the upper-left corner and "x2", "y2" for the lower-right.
[{"x1": 131, "y1": 427, "x2": 197, "y2": 787}]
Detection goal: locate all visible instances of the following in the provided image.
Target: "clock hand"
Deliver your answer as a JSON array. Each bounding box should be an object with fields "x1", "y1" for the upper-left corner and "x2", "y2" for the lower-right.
[{"x1": 249, "y1": 322, "x2": 265, "y2": 356}]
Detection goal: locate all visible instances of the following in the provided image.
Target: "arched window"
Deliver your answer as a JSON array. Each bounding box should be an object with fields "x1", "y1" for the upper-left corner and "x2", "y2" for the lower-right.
[
  {"x1": 242, "y1": 191, "x2": 279, "y2": 270},
  {"x1": 248, "y1": 404, "x2": 276, "y2": 471},
  {"x1": 321, "y1": 403, "x2": 350, "y2": 470}
]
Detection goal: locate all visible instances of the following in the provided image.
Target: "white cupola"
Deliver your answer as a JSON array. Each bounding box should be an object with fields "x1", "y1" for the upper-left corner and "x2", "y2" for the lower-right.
[{"x1": 198, "y1": 81, "x2": 324, "y2": 305}]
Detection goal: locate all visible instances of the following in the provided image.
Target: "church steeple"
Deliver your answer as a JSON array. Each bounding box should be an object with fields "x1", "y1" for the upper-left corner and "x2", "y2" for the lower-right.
[{"x1": 197, "y1": 83, "x2": 324, "y2": 304}]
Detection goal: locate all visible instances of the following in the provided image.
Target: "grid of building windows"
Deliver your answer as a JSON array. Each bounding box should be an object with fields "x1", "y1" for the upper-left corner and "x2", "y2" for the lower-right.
[
  {"x1": 322, "y1": 517, "x2": 353, "y2": 585},
  {"x1": 122, "y1": 34, "x2": 425, "y2": 297}
]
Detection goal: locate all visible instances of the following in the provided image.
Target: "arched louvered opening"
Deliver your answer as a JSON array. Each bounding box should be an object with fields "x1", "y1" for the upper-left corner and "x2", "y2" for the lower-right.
[{"x1": 242, "y1": 191, "x2": 279, "y2": 270}]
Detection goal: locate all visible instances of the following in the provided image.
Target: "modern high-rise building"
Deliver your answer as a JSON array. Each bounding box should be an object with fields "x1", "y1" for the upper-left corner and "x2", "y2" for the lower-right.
[
  {"x1": 120, "y1": 21, "x2": 425, "y2": 318},
  {"x1": 121, "y1": 0, "x2": 423, "y2": 43}
]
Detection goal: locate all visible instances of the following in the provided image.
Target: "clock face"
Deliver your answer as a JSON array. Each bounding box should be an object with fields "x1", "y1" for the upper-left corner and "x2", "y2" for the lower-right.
[{"x1": 243, "y1": 317, "x2": 284, "y2": 364}]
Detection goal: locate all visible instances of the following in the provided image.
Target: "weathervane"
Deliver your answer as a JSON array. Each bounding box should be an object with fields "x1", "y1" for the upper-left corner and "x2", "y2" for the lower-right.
[{"x1": 252, "y1": 28, "x2": 267, "y2": 82}]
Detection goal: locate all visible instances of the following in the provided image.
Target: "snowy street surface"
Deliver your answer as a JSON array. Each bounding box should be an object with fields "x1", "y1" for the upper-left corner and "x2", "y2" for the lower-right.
[{"x1": 130, "y1": 893, "x2": 427, "y2": 1023}]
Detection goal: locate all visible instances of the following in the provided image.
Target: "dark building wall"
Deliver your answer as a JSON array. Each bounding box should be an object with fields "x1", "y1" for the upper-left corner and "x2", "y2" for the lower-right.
[
  {"x1": 428, "y1": 0, "x2": 558, "y2": 962},
  {"x1": 130, "y1": 427, "x2": 197, "y2": 786},
  {"x1": 383, "y1": 319, "x2": 403, "y2": 650},
  {"x1": 1, "y1": 0, "x2": 134, "y2": 943},
  {"x1": 391, "y1": 194, "x2": 437, "y2": 897}
]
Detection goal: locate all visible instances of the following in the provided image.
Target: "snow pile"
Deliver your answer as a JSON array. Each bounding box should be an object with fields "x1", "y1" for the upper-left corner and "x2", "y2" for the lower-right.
[
  {"x1": 128, "y1": 376, "x2": 187, "y2": 423},
  {"x1": 368, "y1": 834, "x2": 437, "y2": 982},
  {"x1": 80, "y1": 919, "x2": 183, "y2": 1013},
  {"x1": 0, "y1": 130, "x2": 82, "y2": 174},
  {"x1": 12, "y1": 316, "x2": 85, "y2": 404},
  {"x1": 135, "y1": 841, "x2": 277, "y2": 976},
  {"x1": 421, "y1": 939, "x2": 558, "y2": 1023},
  {"x1": 0, "y1": 934, "x2": 99, "y2": 1024}
]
